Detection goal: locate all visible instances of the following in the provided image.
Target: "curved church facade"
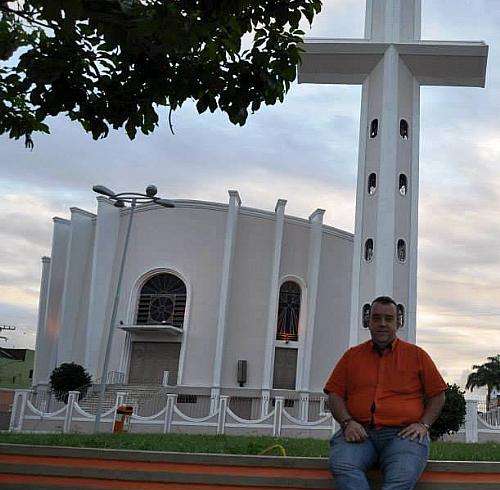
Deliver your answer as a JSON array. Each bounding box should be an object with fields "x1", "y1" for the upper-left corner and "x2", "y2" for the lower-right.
[{"x1": 33, "y1": 191, "x2": 353, "y2": 397}]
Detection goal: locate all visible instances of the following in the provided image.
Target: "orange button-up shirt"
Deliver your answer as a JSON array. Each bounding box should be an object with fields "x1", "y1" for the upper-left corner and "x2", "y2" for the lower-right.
[{"x1": 324, "y1": 338, "x2": 447, "y2": 427}]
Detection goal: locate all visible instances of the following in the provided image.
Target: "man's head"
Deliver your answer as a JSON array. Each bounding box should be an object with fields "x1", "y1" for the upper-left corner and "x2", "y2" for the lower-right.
[{"x1": 368, "y1": 296, "x2": 399, "y2": 347}]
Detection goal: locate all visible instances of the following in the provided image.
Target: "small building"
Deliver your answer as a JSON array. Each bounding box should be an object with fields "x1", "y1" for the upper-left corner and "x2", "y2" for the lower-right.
[{"x1": 0, "y1": 348, "x2": 35, "y2": 389}]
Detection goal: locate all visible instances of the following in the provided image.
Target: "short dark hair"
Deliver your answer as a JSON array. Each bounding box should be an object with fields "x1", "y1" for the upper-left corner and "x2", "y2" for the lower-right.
[{"x1": 371, "y1": 296, "x2": 398, "y2": 310}]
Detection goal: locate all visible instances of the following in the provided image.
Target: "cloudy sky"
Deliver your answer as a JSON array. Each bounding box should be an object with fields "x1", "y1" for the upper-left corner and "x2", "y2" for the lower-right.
[{"x1": 1, "y1": 0, "x2": 499, "y2": 392}]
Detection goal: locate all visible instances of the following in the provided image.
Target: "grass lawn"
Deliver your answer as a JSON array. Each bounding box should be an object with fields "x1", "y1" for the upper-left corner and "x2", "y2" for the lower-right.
[{"x1": 0, "y1": 432, "x2": 499, "y2": 461}]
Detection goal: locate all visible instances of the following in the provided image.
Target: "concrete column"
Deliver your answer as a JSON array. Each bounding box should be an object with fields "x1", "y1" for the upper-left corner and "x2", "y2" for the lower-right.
[
  {"x1": 41, "y1": 218, "x2": 71, "y2": 382},
  {"x1": 297, "y1": 209, "x2": 324, "y2": 392},
  {"x1": 262, "y1": 199, "x2": 287, "y2": 392},
  {"x1": 84, "y1": 197, "x2": 121, "y2": 379},
  {"x1": 211, "y1": 191, "x2": 241, "y2": 400},
  {"x1": 32, "y1": 257, "x2": 51, "y2": 386},
  {"x1": 58, "y1": 208, "x2": 95, "y2": 365},
  {"x1": 349, "y1": 79, "x2": 370, "y2": 348},
  {"x1": 407, "y1": 79, "x2": 421, "y2": 344},
  {"x1": 375, "y1": 46, "x2": 399, "y2": 296},
  {"x1": 465, "y1": 399, "x2": 479, "y2": 443}
]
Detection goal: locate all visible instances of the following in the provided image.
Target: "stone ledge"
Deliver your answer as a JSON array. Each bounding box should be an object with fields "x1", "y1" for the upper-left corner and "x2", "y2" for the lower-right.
[{"x1": 0, "y1": 443, "x2": 499, "y2": 473}]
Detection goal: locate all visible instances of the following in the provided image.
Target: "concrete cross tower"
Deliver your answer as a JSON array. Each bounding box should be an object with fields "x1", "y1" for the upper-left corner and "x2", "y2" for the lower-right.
[{"x1": 299, "y1": 0, "x2": 488, "y2": 345}]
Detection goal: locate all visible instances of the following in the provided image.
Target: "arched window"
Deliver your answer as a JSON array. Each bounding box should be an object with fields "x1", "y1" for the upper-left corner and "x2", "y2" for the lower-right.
[
  {"x1": 276, "y1": 281, "x2": 301, "y2": 342},
  {"x1": 370, "y1": 119, "x2": 379, "y2": 138},
  {"x1": 397, "y1": 239, "x2": 406, "y2": 263},
  {"x1": 136, "y1": 273, "x2": 187, "y2": 328},
  {"x1": 362, "y1": 304, "x2": 371, "y2": 329},
  {"x1": 367, "y1": 173, "x2": 377, "y2": 195},
  {"x1": 364, "y1": 239, "x2": 374, "y2": 262},
  {"x1": 400, "y1": 119, "x2": 409, "y2": 139},
  {"x1": 399, "y1": 174, "x2": 408, "y2": 196},
  {"x1": 397, "y1": 304, "x2": 405, "y2": 328}
]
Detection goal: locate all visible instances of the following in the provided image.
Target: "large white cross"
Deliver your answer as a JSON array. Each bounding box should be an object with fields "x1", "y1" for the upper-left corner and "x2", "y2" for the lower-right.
[{"x1": 299, "y1": 0, "x2": 488, "y2": 345}]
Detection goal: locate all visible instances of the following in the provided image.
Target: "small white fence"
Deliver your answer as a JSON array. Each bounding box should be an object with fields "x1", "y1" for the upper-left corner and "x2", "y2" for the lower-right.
[
  {"x1": 8, "y1": 390, "x2": 500, "y2": 442},
  {"x1": 9, "y1": 390, "x2": 336, "y2": 438}
]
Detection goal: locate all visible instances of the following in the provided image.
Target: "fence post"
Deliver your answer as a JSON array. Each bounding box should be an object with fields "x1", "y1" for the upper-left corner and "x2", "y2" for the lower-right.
[
  {"x1": 163, "y1": 394, "x2": 177, "y2": 434},
  {"x1": 63, "y1": 391, "x2": 79, "y2": 434},
  {"x1": 273, "y1": 396, "x2": 284, "y2": 437},
  {"x1": 162, "y1": 371, "x2": 170, "y2": 387},
  {"x1": 465, "y1": 399, "x2": 478, "y2": 443},
  {"x1": 210, "y1": 387, "x2": 220, "y2": 415},
  {"x1": 299, "y1": 392, "x2": 310, "y2": 422},
  {"x1": 9, "y1": 389, "x2": 29, "y2": 432},
  {"x1": 261, "y1": 389, "x2": 270, "y2": 418},
  {"x1": 217, "y1": 395, "x2": 229, "y2": 435}
]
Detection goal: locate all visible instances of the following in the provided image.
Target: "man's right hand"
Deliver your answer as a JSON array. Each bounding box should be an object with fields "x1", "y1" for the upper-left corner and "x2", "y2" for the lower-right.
[{"x1": 343, "y1": 420, "x2": 368, "y2": 443}]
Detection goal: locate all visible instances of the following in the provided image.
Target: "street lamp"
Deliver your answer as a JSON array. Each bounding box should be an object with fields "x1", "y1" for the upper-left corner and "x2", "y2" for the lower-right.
[{"x1": 92, "y1": 185, "x2": 175, "y2": 433}]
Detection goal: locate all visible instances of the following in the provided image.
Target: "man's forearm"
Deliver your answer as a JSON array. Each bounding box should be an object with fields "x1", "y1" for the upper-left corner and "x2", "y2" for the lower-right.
[
  {"x1": 328, "y1": 392, "x2": 352, "y2": 424},
  {"x1": 420, "y1": 392, "x2": 446, "y2": 426}
]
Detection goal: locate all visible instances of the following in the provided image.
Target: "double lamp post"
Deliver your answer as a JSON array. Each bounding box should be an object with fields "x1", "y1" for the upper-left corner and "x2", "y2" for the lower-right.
[{"x1": 92, "y1": 184, "x2": 175, "y2": 433}]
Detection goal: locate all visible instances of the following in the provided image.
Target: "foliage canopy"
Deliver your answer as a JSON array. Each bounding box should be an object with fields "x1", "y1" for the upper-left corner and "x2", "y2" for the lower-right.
[
  {"x1": 49, "y1": 362, "x2": 92, "y2": 402},
  {"x1": 0, "y1": 0, "x2": 322, "y2": 147},
  {"x1": 430, "y1": 383, "x2": 466, "y2": 441},
  {"x1": 466, "y1": 354, "x2": 500, "y2": 411}
]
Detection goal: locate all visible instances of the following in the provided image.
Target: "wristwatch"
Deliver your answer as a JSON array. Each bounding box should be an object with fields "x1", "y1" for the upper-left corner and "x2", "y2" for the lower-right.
[
  {"x1": 340, "y1": 417, "x2": 353, "y2": 430},
  {"x1": 419, "y1": 421, "x2": 430, "y2": 431}
]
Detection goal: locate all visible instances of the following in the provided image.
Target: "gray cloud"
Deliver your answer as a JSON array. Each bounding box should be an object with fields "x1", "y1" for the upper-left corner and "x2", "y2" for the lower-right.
[{"x1": 1, "y1": 0, "x2": 499, "y2": 387}]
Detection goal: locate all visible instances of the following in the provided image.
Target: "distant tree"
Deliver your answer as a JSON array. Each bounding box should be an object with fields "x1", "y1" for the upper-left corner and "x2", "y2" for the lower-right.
[
  {"x1": 0, "y1": 0, "x2": 322, "y2": 147},
  {"x1": 466, "y1": 355, "x2": 500, "y2": 411},
  {"x1": 430, "y1": 383, "x2": 466, "y2": 441},
  {"x1": 49, "y1": 362, "x2": 92, "y2": 402}
]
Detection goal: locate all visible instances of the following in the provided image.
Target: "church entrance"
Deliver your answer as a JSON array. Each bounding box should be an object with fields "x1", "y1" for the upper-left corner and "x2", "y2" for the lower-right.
[{"x1": 128, "y1": 342, "x2": 181, "y2": 385}]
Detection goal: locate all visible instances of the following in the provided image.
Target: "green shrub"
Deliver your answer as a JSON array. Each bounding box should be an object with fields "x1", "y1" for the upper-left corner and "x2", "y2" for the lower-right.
[
  {"x1": 49, "y1": 362, "x2": 92, "y2": 403},
  {"x1": 430, "y1": 383, "x2": 466, "y2": 441}
]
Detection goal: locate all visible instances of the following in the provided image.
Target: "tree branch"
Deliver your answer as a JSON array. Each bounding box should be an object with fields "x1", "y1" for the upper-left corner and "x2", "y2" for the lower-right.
[{"x1": 0, "y1": 5, "x2": 52, "y2": 30}]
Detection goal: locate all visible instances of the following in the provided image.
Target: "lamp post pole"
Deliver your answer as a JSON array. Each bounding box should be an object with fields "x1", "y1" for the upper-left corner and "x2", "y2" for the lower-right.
[{"x1": 92, "y1": 185, "x2": 175, "y2": 433}]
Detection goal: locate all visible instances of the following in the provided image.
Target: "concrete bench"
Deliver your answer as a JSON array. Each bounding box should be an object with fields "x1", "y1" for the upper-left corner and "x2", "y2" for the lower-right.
[{"x1": 0, "y1": 443, "x2": 499, "y2": 489}]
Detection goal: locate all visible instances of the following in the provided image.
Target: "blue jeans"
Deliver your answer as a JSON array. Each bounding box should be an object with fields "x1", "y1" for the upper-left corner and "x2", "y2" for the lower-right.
[{"x1": 329, "y1": 426, "x2": 429, "y2": 490}]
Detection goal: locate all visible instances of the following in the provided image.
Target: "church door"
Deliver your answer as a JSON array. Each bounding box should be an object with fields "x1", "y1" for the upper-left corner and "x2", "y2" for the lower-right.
[
  {"x1": 272, "y1": 347, "x2": 298, "y2": 390},
  {"x1": 128, "y1": 342, "x2": 181, "y2": 385}
]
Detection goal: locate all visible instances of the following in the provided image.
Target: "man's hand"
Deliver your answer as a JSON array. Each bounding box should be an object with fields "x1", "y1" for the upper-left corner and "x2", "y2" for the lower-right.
[
  {"x1": 343, "y1": 420, "x2": 369, "y2": 443},
  {"x1": 397, "y1": 423, "x2": 428, "y2": 442}
]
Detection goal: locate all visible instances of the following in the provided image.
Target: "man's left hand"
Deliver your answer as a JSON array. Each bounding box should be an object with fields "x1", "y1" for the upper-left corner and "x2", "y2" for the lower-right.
[{"x1": 397, "y1": 423, "x2": 428, "y2": 442}]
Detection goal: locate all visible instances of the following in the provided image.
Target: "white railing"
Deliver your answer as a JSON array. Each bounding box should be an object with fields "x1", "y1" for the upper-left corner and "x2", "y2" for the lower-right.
[
  {"x1": 9, "y1": 389, "x2": 337, "y2": 438},
  {"x1": 10, "y1": 390, "x2": 499, "y2": 442}
]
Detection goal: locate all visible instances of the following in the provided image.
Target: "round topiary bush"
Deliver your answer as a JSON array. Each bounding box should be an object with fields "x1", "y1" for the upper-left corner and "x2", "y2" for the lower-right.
[
  {"x1": 430, "y1": 383, "x2": 466, "y2": 441},
  {"x1": 49, "y1": 362, "x2": 92, "y2": 403}
]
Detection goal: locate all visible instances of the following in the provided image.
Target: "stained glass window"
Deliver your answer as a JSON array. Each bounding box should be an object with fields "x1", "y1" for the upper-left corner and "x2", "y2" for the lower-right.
[
  {"x1": 136, "y1": 273, "x2": 186, "y2": 328},
  {"x1": 276, "y1": 281, "x2": 301, "y2": 342}
]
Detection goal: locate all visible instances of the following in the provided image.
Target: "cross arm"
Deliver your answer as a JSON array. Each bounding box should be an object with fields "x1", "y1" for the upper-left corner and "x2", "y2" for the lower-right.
[
  {"x1": 298, "y1": 39, "x2": 488, "y2": 88},
  {"x1": 398, "y1": 41, "x2": 488, "y2": 87},
  {"x1": 298, "y1": 39, "x2": 387, "y2": 85}
]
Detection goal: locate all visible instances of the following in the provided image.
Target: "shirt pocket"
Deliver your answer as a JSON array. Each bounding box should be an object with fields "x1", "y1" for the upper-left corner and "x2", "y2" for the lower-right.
[{"x1": 386, "y1": 368, "x2": 421, "y2": 394}]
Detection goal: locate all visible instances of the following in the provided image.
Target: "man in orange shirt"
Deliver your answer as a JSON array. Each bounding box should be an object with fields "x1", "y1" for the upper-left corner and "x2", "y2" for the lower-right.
[{"x1": 324, "y1": 296, "x2": 446, "y2": 490}]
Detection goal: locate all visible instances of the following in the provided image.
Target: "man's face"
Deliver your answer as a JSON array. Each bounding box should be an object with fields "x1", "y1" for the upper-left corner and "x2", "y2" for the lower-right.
[{"x1": 368, "y1": 301, "x2": 398, "y2": 345}]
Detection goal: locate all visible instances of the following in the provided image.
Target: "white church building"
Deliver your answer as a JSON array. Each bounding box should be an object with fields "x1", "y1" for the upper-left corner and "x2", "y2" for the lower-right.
[
  {"x1": 32, "y1": 0, "x2": 488, "y2": 411},
  {"x1": 33, "y1": 195, "x2": 355, "y2": 398}
]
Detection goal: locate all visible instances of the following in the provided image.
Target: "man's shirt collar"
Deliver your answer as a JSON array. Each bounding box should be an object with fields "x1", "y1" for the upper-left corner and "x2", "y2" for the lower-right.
[{"x1": 371, "y1": 337, "x2": 399, "y2": 356}]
